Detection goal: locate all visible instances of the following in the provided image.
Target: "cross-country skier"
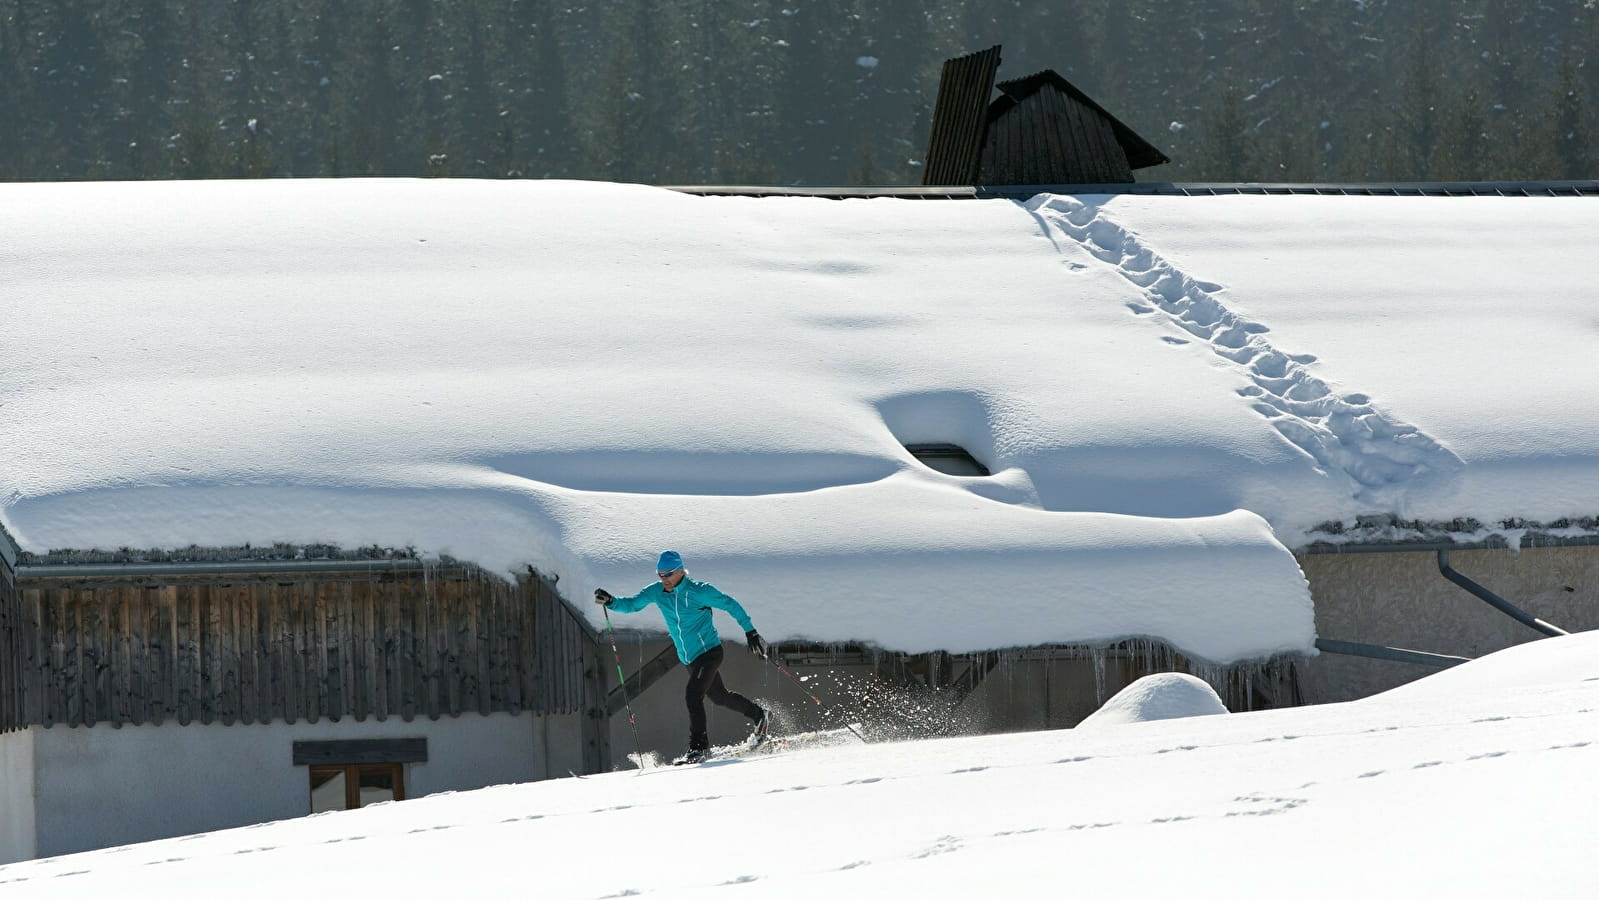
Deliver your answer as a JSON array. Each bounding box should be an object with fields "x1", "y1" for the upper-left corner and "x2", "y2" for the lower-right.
[{"x1": 595, "y1": 550, "x2": 770, "y2": 764}]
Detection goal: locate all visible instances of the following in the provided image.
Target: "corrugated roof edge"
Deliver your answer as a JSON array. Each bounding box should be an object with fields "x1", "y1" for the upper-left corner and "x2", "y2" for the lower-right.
[
  {"x1": 666, "y1": 180, "x2": 1599, "y2": 199},
  {"x1": 16, "y1": 559, "x2": 441, "y2": 579},
  {"x1": 1302, "y1": 533, "x2": 1599, "y2": 555}
]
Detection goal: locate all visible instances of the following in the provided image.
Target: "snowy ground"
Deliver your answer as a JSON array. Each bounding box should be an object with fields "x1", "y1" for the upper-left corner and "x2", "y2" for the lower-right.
[{"x1": 3, "y1": 632, "x2": 1594, "y2": 898}]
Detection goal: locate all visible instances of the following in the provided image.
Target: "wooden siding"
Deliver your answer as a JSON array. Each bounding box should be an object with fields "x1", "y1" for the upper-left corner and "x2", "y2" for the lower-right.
[
  {"x1": 921, "y1": 45, "x2": 1003, "y2": 186},
  {"x1": 1, "y1": 558, "x2": 20, "y2": 733},
  {"x1": 0, "y1": 566, "x2": 590, "y2": 731}
]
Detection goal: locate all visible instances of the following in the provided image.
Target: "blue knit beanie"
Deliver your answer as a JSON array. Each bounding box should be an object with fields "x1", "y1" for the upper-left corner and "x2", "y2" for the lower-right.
[{"x1": 656, "y1": 550, "x2": 684, "y2": 572}]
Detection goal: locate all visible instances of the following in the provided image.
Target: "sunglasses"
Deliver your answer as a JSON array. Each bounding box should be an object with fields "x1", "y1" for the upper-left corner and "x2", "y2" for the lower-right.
[{"x1": 657, "y1": 570, "x2": 679, "y2": 578}]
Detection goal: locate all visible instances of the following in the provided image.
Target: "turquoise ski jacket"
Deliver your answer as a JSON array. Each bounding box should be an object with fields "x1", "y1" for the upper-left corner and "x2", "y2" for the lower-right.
[{"x1": 607, "y1": 578, "x2": 755, "y2": 665}]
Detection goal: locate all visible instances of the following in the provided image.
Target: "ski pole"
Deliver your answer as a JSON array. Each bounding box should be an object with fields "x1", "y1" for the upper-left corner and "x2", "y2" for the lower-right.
[
  {"x1": 602, "y1": 606, "x2": 645, "y2": 770},
  {"x1": 766, "y1": 650, "x2": 868, "y2": 744}
]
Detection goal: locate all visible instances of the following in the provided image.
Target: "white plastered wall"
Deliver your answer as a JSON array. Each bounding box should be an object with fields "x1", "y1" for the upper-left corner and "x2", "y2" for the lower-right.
[
  {"x1": 29, "y1": 710, "x2": 579, "y2": 859},
  {"x1": 0, "y1": 727, "x2": 37, "y2": 865}
]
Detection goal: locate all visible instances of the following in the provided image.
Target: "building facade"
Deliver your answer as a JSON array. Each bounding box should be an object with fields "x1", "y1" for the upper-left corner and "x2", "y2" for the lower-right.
[{"x1": 0, "y1": 556, "x2": 598, "y2": 863}]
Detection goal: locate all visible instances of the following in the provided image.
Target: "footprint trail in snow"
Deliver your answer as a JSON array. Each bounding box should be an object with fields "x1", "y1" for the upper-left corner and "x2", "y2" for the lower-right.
[{"x1": 1028, "y1": 194, "x2": 1463, "y2": 511}]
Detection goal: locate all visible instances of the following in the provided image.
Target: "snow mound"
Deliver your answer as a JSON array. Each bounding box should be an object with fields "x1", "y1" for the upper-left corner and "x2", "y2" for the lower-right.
[
  {"x1": 1076, "y1": 672, "x2": 1229, "y2": 728},
  {"x1": 1363, "y1": 631, "x2": 1599, "y2": 704}
]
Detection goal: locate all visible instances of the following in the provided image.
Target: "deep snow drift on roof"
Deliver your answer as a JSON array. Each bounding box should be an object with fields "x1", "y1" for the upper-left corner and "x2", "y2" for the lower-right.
[
  {"x1": 1062, "y1": 191, "x2": 1599, "y2": 542},
  {"x1": 64, "y1": 178, "x2": 1599, "y2": 660}
]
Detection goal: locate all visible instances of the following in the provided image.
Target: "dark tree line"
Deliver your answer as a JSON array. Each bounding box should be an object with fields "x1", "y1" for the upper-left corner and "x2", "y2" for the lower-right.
[{"x1": 1, "y1": 0, "x2": 1595, "y2": 184}]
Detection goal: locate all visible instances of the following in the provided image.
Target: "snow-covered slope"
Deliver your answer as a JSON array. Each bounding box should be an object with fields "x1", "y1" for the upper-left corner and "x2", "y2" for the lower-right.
[{"x1": 2, "y1": 631, "x2": 1594, "y2": 899}]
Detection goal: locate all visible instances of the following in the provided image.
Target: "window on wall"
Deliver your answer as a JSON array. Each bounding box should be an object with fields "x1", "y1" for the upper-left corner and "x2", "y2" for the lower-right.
[
  {"x1": 309, "y1": 763, "x2": 405, "y2": 813},
  {"x1": 294, "y1": 738, "x2": 426, "y2": 814}
]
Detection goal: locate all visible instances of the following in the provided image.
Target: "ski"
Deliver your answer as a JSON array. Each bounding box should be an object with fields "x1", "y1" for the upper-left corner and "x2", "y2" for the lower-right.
[{"x1": 668, "y1": 725, "x2": 860, "y2": 766}]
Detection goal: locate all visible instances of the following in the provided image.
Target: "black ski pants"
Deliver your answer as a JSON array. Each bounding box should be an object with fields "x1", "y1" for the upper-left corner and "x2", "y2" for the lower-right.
[{"x1": 684, "y1": 645, "x2": 762, "y2": 751}]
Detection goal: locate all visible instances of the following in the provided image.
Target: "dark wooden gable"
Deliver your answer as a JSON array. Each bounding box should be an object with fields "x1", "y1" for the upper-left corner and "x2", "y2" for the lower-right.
[
  {"x1": 922, "y1": 46, "x2": 1169, "y2": 186},
  {"x1": 980, "y1": 70, "x2": 1169, "y2": 185}
]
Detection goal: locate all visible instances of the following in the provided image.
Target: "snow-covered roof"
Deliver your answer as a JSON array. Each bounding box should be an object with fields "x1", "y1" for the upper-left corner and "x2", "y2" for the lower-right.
[{"x1": 7, "y1": 180, "x2": 1597, "y2": 662}]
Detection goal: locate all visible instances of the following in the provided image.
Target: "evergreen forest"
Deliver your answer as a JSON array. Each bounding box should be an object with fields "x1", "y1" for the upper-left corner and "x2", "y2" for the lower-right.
[{"x1": 2, "y1": 0, "x2": 1595, "y2": 185}]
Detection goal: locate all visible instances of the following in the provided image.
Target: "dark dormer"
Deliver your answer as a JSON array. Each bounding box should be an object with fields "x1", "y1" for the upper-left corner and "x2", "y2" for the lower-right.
[
  {"x1": 905, "y1": 443, "x2": 991, "y2": 477},
  {"x1": 922, "y1": 45, "x2": 1169, "y2": 187}
]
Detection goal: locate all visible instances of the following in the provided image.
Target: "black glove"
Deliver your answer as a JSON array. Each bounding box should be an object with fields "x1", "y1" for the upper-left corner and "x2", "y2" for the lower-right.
[
  {"x1": 745, "y1": 629, "x2": 768, "y2": 658},
  {"x1": 594, "y1": 588, "x2": 613, "y2": 606}
]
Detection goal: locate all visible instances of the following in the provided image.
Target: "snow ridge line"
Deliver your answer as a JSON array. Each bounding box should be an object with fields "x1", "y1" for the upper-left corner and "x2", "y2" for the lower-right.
[{"x1": 1027, "y1": 194, "x2": 1463, "y2": 508}]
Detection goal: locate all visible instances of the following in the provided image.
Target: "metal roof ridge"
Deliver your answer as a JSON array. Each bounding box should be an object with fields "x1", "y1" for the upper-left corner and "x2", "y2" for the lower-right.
[
  {"x1": 664, "y1": 180, "x2": 1599, "y2": 199},
  {"x1": 15, "y1": 558, "x2": 449, "y2": 579}
]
